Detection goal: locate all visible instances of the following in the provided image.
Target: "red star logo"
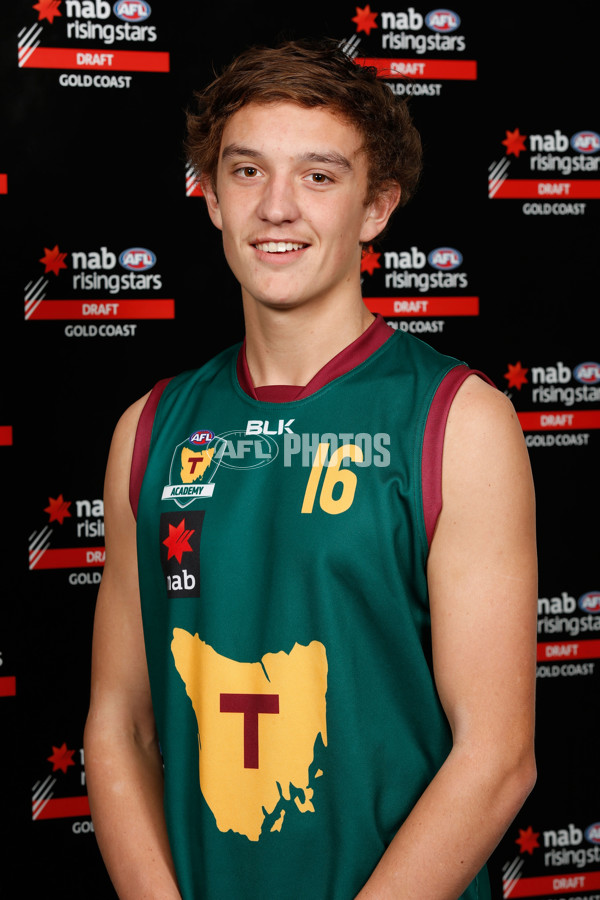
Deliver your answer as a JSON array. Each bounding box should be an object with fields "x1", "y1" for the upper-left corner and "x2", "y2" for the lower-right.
[
  {"x1": 502, "y1": 128, "x2": 528, "y2": 157},
  {"x1": 516, "y1": 825, "x2": 540, "y2": 855},
  {"x1": 352, "y1": 4, "x2": 378, "y2": 34},
  {"x1": 163, "y1": 519, "x2": 195, "y2": 564},
  {"x1": 361, "y1": 245, "x2": 381, "y2": 275},
  {"x1": 44, "y1": 494, "x2": 72, "y2": 524},
  {"x1": 32, "y1": 0, "x2": 62, "y2": 24},
  {"x1": 504, "y1": 361, "x2": 529, "y2": 390},
  {"x1": 47, "y1": 742, "x2": 75, "y2": 774},
  {"x1": 39, "y1": 245, "x2": 68, "y2": 276}
]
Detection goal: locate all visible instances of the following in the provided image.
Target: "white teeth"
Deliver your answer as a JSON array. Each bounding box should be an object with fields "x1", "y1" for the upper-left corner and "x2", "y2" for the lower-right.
[{"x1": 255, "y1": 241, "x2": 305, "y2": 252}]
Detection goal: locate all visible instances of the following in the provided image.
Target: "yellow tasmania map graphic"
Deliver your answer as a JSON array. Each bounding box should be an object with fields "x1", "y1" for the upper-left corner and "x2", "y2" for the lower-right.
[
  {"x1": 171, "y1": 629, "x2": 328, "y2": 841},
  {"x1": 180, "y1": 445, "x2": 215, "y2": 482}
]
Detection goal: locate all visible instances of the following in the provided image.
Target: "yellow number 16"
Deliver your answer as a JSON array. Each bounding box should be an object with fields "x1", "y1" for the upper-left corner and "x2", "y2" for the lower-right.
[{"x1": 301, "y1": 443, "x2": 363, "y2": 515}]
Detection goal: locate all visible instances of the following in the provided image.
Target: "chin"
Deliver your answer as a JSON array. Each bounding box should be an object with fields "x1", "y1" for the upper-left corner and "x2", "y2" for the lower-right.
[
  {"x1": 251, "y1": 291, "x2": 308, "y2": 311},
  {"x1": 261, "y1": 298, "x2": 304, "y2": 312}
]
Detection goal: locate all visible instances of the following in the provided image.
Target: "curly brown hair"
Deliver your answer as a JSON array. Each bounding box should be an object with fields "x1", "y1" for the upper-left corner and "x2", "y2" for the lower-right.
[{"x1": 185, "y1": 38, "x2": 422, "y2": 208}]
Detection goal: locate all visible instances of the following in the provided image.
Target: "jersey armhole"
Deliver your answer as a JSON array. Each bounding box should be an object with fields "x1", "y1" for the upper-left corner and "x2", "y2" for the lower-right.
[
  {"x1": 422, "y1": 367, "x2": 496, "y2": 547},
  {"x1": 129, "y1": 377, "x2": 172, "y2": 520}
]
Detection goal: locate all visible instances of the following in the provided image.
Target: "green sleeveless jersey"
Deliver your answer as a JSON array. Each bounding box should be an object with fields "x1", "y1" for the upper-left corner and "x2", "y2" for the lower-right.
[{"x1": 135, "y1": 326, "x2": 491, "y2": 899}]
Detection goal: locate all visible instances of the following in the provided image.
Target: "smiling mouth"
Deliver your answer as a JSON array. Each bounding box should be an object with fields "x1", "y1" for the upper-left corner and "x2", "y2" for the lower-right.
[{"x1": 254, "y1": 241, "x2": 308, "y2": 253}]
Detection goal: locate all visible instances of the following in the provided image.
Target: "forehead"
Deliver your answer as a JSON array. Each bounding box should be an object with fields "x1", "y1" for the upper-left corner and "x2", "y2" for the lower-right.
[{"x1": 218, "y1": 101, "x2": 365, "y2": 163}]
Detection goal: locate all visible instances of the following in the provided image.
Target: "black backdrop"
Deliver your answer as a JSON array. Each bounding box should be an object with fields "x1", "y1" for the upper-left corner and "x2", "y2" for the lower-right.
[{"x1": 2, "y1": 2, "x2": 599, "y2": 898}]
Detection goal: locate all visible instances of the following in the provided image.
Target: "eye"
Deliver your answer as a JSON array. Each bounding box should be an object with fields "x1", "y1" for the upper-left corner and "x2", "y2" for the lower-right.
[
  {"x1": 235, "y1": 166, "x2": 261, "y2": 178},
  {"x1": 306, "y1": 172, "x2": 332, "y2": 184}
]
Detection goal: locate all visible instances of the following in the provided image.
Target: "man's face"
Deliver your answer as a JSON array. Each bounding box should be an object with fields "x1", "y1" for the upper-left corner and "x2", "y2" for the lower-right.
[{"x1": 202, "y1": 101, "x2": 398, "y2": 314}]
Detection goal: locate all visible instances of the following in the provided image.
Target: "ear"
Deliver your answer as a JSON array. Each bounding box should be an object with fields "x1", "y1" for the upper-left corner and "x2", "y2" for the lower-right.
[
  {"x1": 199, "y1": 176, "x2": 223, "y2": 231},
  {"x1": 360, "y1": 182, "x2": 402, "y2": 243}
]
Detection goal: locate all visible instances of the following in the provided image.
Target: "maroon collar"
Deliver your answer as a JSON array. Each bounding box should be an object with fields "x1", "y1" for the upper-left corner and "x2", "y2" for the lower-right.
[{"x1": 236, "y1": 314, "x2": 394, "y2": 402}]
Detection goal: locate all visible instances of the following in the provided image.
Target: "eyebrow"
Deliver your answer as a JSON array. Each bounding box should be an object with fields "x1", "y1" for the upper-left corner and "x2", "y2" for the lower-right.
[{"x1": 221, "y1": 144, "x2": 354, "y2": 172}]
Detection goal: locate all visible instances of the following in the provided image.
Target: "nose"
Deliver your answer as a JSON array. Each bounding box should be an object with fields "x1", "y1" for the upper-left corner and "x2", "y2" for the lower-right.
[{"x1": 256, "y1": 172, "x2": 300, "y2": 225}]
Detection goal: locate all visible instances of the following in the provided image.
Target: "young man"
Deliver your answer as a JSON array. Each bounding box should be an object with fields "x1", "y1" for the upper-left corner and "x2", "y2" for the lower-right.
[{"x1": 84, "y1": 39, "x2": 537, "y2": 900}]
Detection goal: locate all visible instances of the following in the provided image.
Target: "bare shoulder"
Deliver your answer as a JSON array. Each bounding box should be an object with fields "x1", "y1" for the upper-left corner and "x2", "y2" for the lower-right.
[
  {"x1": 431, "y1": 371, "x2": 536, "y2": 572},
  {"x1": 104, "y1": 391, "x2": 152, "y2": 495},
  {"x1": 443, "y1": 373, "x2": 531, "y2": 486},
  {"x1": 109, "y1": 391, "x2": 152, "y2": 456},
  {"x1": 427, "y1": 373, "x2": 537, "y2": 767},
  {"x1": 447, "y1": 373, "x2": 522, "y2": 438},
  {"x1": 87, "y1": 393, "x2": 157, "y2": 740},
  {"x1": 91, "y1": 391, "x2": 153, "y2": 682}
]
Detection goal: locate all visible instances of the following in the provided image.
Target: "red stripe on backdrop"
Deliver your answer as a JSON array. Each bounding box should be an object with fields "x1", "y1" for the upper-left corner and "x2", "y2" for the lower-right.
[
  {"x1": 20, "y1": 46, "x2": 170, "y2": 72},
  {"x1": 0, "y1": 426, "x2": 13, "y2": 445},
  {"x1": 357, "y1": 58, "x2": 477, "y2": 80},
  {"x1": 29, "y1": 547, "x2": 105, "y2": 569},
  {"x1": 518, "y1": 411, "x2": 600, "y2": 430},
  {"x1": 34, "y1": 796, "x2": 91, "y2": 820},
  {"x1": 0, "y1": 676, "x2": 16, "y2": 697},
  {"x1": 26, "y1": 299, "x2": 175, "y2": 320},
  {"x1": 537, "y1": 640, "x2": 600, "y2": 661},
  {"x1": 0, "y1": 173, "x2": 7, "y2": 193},
  {"x1": 365, "y1": 297, "x2": 479, "y2": 316},
  {"x1": 491, "y1": 179, "x2": 600, "y2": 199},
  {"x1": 506, "y1": 870, "x2": 600, "y2": 896}
]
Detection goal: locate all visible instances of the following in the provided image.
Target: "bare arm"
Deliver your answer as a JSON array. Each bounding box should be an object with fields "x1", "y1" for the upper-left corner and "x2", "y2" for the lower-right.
[
  {"x1": 356, "y1": 376, "x2": 537, "y2": 899},
  {"x1": 84, "y1": 397, "x2": 182, "y2": 899}
]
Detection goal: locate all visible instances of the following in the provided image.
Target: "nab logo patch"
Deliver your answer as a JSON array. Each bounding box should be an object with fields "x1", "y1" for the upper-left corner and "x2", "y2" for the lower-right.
[{"x1": 160, "y1": 511, "x2": 204, "y2": 599}]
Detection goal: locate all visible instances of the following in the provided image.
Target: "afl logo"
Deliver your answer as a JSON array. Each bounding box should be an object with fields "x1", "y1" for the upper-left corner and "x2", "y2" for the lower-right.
[
  {"x1": 113, "y1": 0, "x2": 152, "y2": 21},
  {"x1": 119, "y1": 247, "x2": 156, "y2": 271},
  {"x1": 585, "y1": 823, "x2": 600, "y2": 845},
  {"x1": 578, "y1": 591, "x2": 600, "y2": 614},
  {"x1": 570, "y1": 131, "x2": 600, "y2": 154},
  {"x1": 574, "y1": 361, "x2": 600, "y2": 384},
  {"x1": 426, "y1": 9, "x2": 460, "y2": 32},
  {"x1": 218, "y1": 430, "x2": 279, "y2": 470},
  {"x1": 189, "y1": 430, "x2": 214, "y2": 446},
  {"x1": 428, "y1": 247, "x2": 463, "y2": 270}
]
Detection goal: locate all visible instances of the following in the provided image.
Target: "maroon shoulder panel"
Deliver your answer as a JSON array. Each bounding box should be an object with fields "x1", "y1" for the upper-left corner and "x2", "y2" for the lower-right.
[
  {"x1": 422, "y1": 368, "x2": 496, "y2": 547},
  {"x1": 129, "y1": 377, "x2": 172, "y2": 520}
]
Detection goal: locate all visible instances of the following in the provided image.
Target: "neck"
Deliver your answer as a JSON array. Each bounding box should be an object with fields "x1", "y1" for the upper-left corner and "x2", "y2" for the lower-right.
[{"x1": 242, "y1": 293, "x2": 374, "y2": 387}]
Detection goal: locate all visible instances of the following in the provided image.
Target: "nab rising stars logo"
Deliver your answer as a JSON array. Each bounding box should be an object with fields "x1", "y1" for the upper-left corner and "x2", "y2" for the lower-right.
[
  {"x1": 18, "y1": 0, "x2": 168, "y2": 79},
  {"x1": 162, "y1": 430, "x2": 227, "y2": 507},
  {"x1": 341, "y1": 4, "x2": 473, "y2": 88},
  {"x1": 488, "y1": 126, "x2": 600, "y2": 210}
]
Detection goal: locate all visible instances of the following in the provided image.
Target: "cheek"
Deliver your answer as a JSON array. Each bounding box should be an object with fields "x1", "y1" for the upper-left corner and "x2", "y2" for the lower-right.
[
  {"x1": 219, "y1": 210, "x2": 245, "y2": 256},
  {"x1": 219, "y1": 231, "x2": 247, "y2": 284},
  {"x1": 220, "y1": 229, "x2": 264, "y2": 290},
  {"x1": 220, "y1": 230, "x2": 235, "y2": 263},
  {"x1": 335, "y1": 199, "x2": 369, "y2": 242}
]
